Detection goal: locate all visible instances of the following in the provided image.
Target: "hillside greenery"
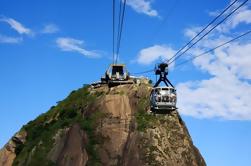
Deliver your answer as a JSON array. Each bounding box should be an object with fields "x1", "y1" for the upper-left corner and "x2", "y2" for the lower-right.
[{"x1": 13, "y1": 85, "x2": 103, "y2": 166}]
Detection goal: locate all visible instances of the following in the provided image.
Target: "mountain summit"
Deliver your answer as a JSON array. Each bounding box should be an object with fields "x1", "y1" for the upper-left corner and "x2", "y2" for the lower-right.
[{"x1": 0, "y1": 78, "x2": 206, "y2": 166}]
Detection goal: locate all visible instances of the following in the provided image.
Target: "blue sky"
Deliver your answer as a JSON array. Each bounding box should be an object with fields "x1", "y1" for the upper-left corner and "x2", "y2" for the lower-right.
[{"x1": 1, "y1": 0, "x2": 251, "y2": 165}]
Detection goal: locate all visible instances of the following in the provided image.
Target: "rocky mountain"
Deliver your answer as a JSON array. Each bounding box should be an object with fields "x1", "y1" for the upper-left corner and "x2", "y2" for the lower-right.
[{"x1": 0, "y1": 78, "x2": 206, "y2": 166}]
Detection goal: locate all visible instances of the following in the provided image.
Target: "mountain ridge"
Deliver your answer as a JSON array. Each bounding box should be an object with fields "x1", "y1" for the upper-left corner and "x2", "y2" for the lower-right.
[{"x1": 0, "y1": 78, "x2": 206, "y2": 166}]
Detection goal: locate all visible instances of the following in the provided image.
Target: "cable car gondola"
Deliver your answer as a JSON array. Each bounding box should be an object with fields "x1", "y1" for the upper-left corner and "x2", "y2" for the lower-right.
[
  {"x1": 150, "y1": 63, "x2": 177, "y2": 113},
  {"x1": 150, "y1": 86, "x2": 176, "y2": 112}
]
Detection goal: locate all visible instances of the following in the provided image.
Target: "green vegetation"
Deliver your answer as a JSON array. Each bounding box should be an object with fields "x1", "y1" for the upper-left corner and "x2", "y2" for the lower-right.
[
  {"x1": 79, "y1": 111, "x2": 106, "y2": 166},
  {"x1": 136, "y1": 111, "x2": 158, "y2": 131},
  {"x1": 13, "y1": 85, "x2": 104, "y2": 166},
  {"x1": 135, "y1": 96, "x2": 164, "y2": 165},
  {"x1": 135, "y1": 98, "x2": 157, "y2": 131}
]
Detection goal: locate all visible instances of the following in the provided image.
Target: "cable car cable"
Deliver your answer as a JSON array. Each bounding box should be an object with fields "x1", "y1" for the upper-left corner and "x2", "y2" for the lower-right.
[
  {"x1": 174, "y1": 29, "x2": 251, "y2": 68},
  {"x1": 166, "y1": 0, "x2": 240, "y2": 64},
  {"x1": 116, "y1": 0, "x2": 127, "y2": 63},
  {"x1": 167, "y1": 0, "x2": 239, "y2": 64},
  {"x1": 112, "y1": 0, "x2": 116, "y2": 64},
  {"x1": 129, "y1": 0, "x2": 237, "y2": 75},
  {"x1": 168, "y1": 0, "x2": 249, "y2": 65},
  {"x1": 114, "y1": 0, "x2": 122, "y2": 63},
  {"x1": 115, "y1": 0, "x2": 127, "y2": 64},
  {"x1": 112, "y1": 0, "x2": 122, "y2": 64},
  {"x1": 127, "y1": 0, "x2": 247, "y2": 76},
  {"x1": 131, "y1": 69, "x2": 154, "y2": 75},
  {"x1": 131, "y1": 29, "x2": 251, "y2": 76},
  {"x1": 131, "y1": 0, "x2": 242, "y2": 75}
]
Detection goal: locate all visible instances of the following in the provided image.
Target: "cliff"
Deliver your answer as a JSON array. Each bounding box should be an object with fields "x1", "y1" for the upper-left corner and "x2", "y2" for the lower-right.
[{"x1": 0, "y1": 78, "x2": 206, "y2": 166}]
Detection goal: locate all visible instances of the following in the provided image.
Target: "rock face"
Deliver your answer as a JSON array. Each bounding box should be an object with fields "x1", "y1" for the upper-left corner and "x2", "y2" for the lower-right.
[
  {"x1": 0, "y1": 79, "x2": 206, "y2": 166},
  {"x1": 0, "y1": 131, "x2": 26, "y2": 166}
]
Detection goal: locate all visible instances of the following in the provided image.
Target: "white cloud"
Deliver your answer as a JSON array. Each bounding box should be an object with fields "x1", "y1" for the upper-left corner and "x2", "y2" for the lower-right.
[
  {"x1": 56, "y1": 37, "x2": 100, "y2": 58},
  {"x1": 231, "y1": 9, "x2": 251, "y2": 27},
  {"x1": 177, "y1": 73, "x2": 251, "y2": 120},
  {"x1": 213, "y1": 2, "x2": 251, "y2": 33},
  {"x1": 0, "y1": 17, "x2": 32, "y2": 35},
  {"x1": 175, "y1": 2, "x2": 251, "y2": 120},
  {"x1": 184, "y1": 26, "x2": 204, "y2": 39},
  {"x1": 41, "y1": 24, "x2": 59, "y2": 34},
  {"x1": 126, "y1": 0, "x2": 158, "y2": 17},
  {"x1": 136, "y1": 45, "x2": 176, "y2": 65},
  {"x1": 0, "y1": 34, "x2": 22, "y2": 44}
]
